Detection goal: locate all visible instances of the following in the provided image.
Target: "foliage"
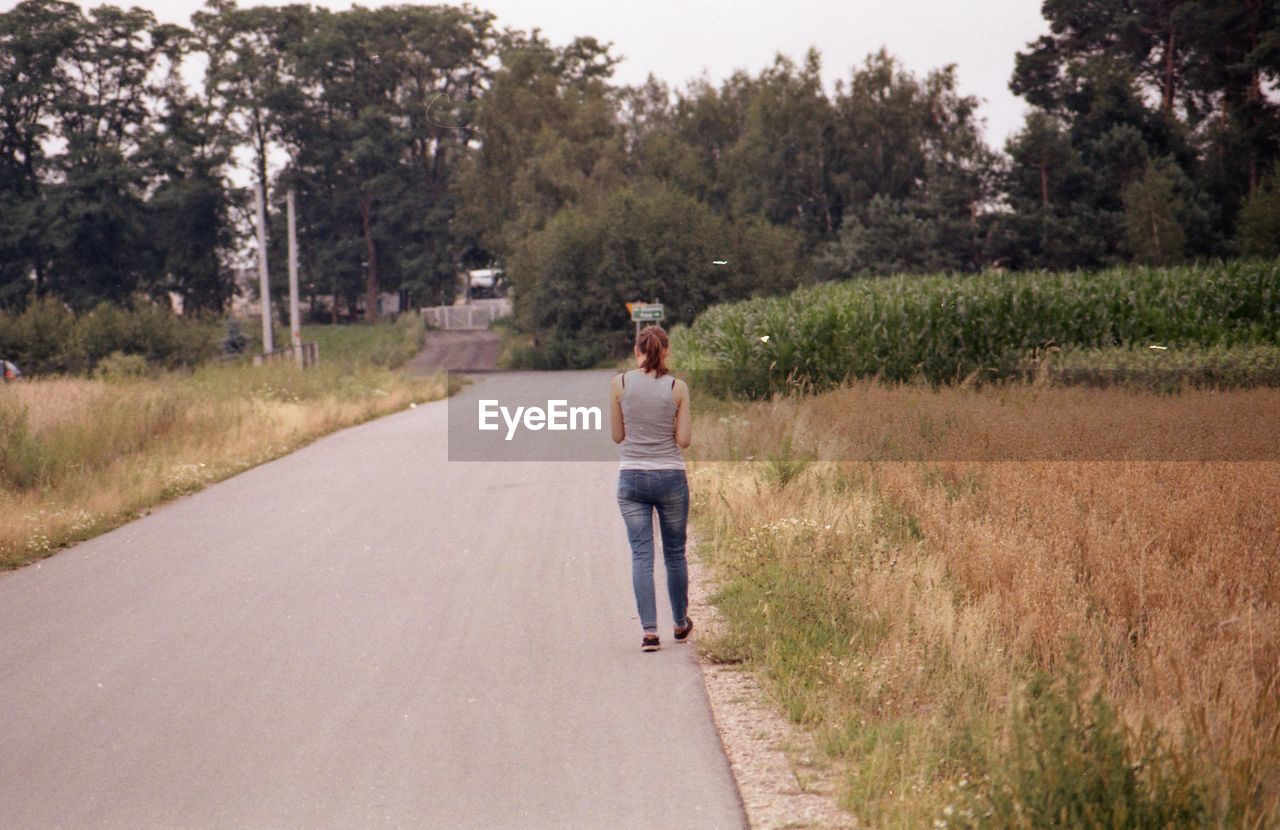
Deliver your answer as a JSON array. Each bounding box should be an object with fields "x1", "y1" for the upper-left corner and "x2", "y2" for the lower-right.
[
  {"x1": 0, "y1": 298, "x2": 219, "y2": 374},
  {"x1": 0, "y1": 0, "x2": 237, "y2": 313},
  {"x1": 1236, "y1": 162, "x2": 1280, "y2": 258},
  {"x1": 94, "y1": 351, "x2": 150, "y2": 380},
  {"x1": 1122, "y1": 162, "x2": 1187, "y2": 265},
  {"x1": 999, "y1": 0, "x2": 1280, "y2": 268},
  {"x1": 957, "y1": 659, "x2": 1205, "y2": 829},
  {"x1": 675, "y1": 261, "x2": 1280, "y2": 395},
  {"x1": 1029, "y1": 343, "x2": 1280, "y2": 391},
  {"x1": 264, "y1": 3, "x2": 497, "y2": 319},
  {"x1": 508, "y1": 180, "x2": 804, "y2": 367},
  {"x1": 453, "y1": 31, "x2": 622, "y2": 259},
  {"x1": 2, "y1": 0, "x2": 1278, "y2": 325}
]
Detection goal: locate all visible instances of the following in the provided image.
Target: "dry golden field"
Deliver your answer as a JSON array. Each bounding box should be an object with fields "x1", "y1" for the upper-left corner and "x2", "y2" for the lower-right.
[
  {"x1": 0, "y1": 362, "x2": 447, "y2": 570},
  {"x1": 690, "y1": 381, "x2": 1280, "y2": 827}
]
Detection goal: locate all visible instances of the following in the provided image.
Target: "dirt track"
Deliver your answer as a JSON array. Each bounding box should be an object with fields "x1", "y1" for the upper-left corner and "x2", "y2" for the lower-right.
[{"x1": 407, "y1": 329, "x2": 502, "y2": 373}]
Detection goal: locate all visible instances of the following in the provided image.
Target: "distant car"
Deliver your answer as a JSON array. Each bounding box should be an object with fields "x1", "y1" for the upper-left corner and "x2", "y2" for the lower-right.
[
  {"x1": 2, "y1": 359, "x2": 21, "y2": 381},
  {"x1": 467, "y1": 268, "x2": 504, "y2": 299}
]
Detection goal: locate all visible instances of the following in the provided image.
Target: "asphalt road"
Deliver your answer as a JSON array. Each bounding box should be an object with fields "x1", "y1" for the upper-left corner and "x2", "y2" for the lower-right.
[{"x1": 0, "y1": 371, "x2": 745, "y2": 829}]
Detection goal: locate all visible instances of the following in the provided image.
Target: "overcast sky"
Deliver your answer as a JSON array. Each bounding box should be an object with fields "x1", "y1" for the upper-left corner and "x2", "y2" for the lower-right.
[{"x1": 59, "y1": 0, "x2": 1049, "y2": 149}]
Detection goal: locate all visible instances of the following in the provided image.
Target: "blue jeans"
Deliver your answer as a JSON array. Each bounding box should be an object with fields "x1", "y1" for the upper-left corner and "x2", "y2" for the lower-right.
[{"x1": 617, "y1": 469, "x2": 690, "y2": 633}]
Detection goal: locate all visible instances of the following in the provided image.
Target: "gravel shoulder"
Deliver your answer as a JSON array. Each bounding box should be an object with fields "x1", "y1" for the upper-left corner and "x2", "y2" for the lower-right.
[{"x1": 687, "y1": 545, "x2": 857, "y2": 829}]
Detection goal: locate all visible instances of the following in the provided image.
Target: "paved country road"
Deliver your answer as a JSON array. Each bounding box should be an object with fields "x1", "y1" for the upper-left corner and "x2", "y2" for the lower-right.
[{"x1": 0, "y1": 371, "x2": 746, "y2": 829}]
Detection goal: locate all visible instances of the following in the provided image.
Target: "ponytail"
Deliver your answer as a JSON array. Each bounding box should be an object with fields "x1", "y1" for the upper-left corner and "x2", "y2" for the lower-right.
[{"x1": 635, "y1": 325, "x2": 670, "y2": 377}]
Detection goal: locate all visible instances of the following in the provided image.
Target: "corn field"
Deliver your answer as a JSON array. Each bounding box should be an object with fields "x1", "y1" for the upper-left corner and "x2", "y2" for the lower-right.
[{"x1": 673, "y1": 261, "x2": 1280, "y2": 395}]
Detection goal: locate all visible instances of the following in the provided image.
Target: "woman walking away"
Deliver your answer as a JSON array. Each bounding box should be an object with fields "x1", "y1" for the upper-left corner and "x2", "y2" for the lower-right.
[{"x1": 611, "y1": 325, "x2": 693, "y2": 652}]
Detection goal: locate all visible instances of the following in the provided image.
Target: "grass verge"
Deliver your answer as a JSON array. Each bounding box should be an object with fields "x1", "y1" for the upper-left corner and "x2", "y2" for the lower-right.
[
  {"x1": 1, "y1": 320, "x2": 448, "y2": 570},
  {"x1": 690, "y1": 381, "x2": 1280, "y2": 827}
]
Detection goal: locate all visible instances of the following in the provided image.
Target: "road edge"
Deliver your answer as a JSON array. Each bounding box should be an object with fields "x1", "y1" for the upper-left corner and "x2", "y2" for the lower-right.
[{"x1": 687, "y1": 536, "x2": 858, "y2": 830}]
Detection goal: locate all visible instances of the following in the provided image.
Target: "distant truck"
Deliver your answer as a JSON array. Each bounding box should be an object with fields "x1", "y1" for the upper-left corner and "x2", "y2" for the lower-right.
[{"x1": 465, "y1": 268, "x2": 504, "y2": 300}]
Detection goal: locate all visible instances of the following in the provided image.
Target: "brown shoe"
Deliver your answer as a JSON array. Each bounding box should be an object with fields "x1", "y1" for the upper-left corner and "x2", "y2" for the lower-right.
[
  {"x1": 674, "y1": 616, "x2": 693, "y2": 643},
  {"x1": 642, "y1": 634, "x2": 661, "y2": 652}
]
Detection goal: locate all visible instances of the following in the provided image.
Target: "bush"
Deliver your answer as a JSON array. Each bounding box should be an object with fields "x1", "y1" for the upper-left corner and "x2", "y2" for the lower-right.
[
  {"x1": 95, "y1": 351, "x2": 150, "y2": 380},
  {"x1": 957, "y1": 660, "x2": 1205, "y2": 829},
  {"x1": 0, "y1": 297, "x2": 77, "y2": 374},
  {"x1": 0, "y1": 299, "x2": 218, "y2": 375},
  {"x1": 503, "y1": 337, "x2": 608, "y2": 370},
  {"x1": 1236, "y1": 162, "x2": 1280, "y2": 258},
  {"x1": 367, "y1": 313, "x2": 425, "y2": 367}
]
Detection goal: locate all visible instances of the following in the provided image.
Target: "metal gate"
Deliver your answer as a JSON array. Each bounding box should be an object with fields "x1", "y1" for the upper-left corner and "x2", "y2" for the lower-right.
[{"x1": 421, "y1": 299, "x2": 511, "y2": 330}]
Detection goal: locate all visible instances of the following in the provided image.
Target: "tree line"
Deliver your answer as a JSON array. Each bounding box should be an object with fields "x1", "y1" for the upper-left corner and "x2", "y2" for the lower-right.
[{"x1": 1, "y1": 0, "x2": 1277, "y2": 361}]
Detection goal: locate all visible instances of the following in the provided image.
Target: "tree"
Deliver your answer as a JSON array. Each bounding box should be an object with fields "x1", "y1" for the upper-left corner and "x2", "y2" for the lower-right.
[
  {"x1": 453, "y1": 31, "x2": 622, "y2": 261},
  {"x1": 724, "y1": 50, "x2": 842, "y2": 236},
  {"x1": 816, "y1": 52, "x2": 996, "y2": 275},
  {"x1": 1123, "y1": 161, "x2": 1186, "y2": 264},
  {"x1": 278, "y1": 4, "x2": 495, "y2": 319},
  {"x1": 1007, "y1": 0, "x2": 1279, "y2": 262},
  {"x1": 140, "y1": 23, "x2": 236, "y2": 313},
  {"x1": 40, "y1": 4, "x2": 170, "y2": 310},
  {"x1": 192, "y1": 0, "x2": 315, "y2": 217},
  {"x1": 0, "y1": 0, "x2": 82, "y2": 308},
  {"x1": 1236, "y1": 161, "x2": 1280, "y2": 257},
  {"x1": 1179, "y1": 0, "x2": 1280, "y2": 198},
  {"x1": 509, "y1": 180, "x2": 803, "y2": 366}
]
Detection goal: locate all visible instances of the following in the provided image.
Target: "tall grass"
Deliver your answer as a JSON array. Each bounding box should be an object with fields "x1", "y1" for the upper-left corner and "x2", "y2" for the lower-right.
[
  {"x1": 299, "y1": 313, "x2": 424, "y2": 367},
  {"x1": 675, "y1": 261, "x2": 1280, "y2": 395},
  {"x1": 690, "y1": 382, "x2": 1280, "y2": 827},
  {"x1": 0, "y1": 321, "x2": 443, "y2": 569}
]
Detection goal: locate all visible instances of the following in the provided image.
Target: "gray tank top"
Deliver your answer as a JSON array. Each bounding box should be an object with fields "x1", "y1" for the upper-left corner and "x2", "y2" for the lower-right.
[{"x1": 619, "y1": 369, "x2": 685, "y2": 470}]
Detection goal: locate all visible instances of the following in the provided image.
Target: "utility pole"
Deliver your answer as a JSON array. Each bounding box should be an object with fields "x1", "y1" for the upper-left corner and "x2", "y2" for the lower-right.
[
  {"x1": 254, "y1": 182, "x2": 274, "y2": 353},
  {"x1": 287, "y1": 189, "x2": 301, "y2": 366}
]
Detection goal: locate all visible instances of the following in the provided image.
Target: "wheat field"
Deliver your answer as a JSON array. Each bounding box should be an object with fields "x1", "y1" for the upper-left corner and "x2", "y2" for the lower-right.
[
  {"x1": 1, "y1": 362, "x2": 447, "y2": 570},
  {"x1": 691, "y1": 381, "x2": 1280, "y2": 827}
]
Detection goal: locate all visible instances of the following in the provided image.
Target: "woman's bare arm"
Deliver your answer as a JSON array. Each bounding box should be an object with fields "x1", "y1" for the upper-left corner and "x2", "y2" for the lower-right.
[
  {"x1": 610, "y1": 373, "x2": 626, "y2": 444},
  {"x1": 673, "y1": 378, "x2": 692, "y2": 449}
]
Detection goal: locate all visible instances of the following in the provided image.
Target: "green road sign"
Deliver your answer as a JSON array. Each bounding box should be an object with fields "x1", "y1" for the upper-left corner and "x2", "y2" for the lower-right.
[{"x1": 631, "y1": 304, "x2": 664, "y2": 321}]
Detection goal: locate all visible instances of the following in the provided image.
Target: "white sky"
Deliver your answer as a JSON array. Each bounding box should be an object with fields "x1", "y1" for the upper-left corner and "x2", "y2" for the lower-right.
[{"x1": 48, "y1": 0, "x2": 1048, "y2": 149}]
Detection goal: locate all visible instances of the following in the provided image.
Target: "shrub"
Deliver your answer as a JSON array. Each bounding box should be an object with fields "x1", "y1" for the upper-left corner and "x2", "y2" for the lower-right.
[
  {"x1": 958, "y1": 660, "x2": 1205, "y2": 829},
  {"x1": 503, "y1": 337, "x2": 608, "y2": 370},
  {"x1": 368, "y1": 313, "x2": 425, "y2": 367},
  {"x1": 0, "y1": 300, "x2": 218, "y2": 375},
  {"x1": 95, "y1": 351, "x2": 151, "y2": 380},
  {"x1": 0, "y1": 297, "x2": 78, "y2": 374},
  {"x1": 1236, "y1": 162, "x2": 1280, "y2": 258}
]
